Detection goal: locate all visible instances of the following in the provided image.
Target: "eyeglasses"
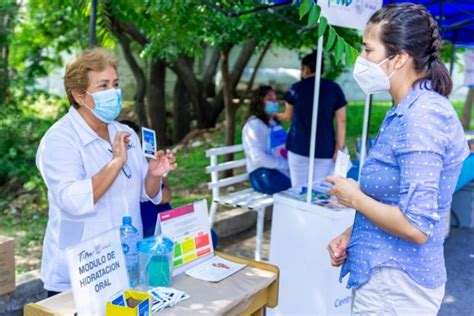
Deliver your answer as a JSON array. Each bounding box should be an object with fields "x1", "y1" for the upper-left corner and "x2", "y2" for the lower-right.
[{"x1": 107, "y1": 149, "x2": 131, "y2": 179}]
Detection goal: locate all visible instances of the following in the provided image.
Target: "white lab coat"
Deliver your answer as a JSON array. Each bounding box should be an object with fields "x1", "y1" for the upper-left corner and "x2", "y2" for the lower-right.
[
  {"x1": 242, "y1": 116, "x2": 289, "y2": 174},
  {"x1": 36, "y1": 107, "x2": 161, "y2": 292}
]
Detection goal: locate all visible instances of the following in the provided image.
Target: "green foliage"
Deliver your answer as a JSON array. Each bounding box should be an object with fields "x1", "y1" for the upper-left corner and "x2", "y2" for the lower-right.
[
  {"x1": 307, "y1": 5, "x2": 321, "y2": 27},
  {"x1": 345, "y1": 42, "x2": 356, "y2": 66},
  {"x1": 8, "y1": 0, "x2": 362, "y2": 96},
  {"x1": 301, "y1": 2, "x2": 360, "y2": 66},
  {"x1": 318, "y1": 16, "x2": 328, "y2": 38},
  {"x1": 0, "y1": 94, "x2": 68, "y2": 190},
  {"x1": 440, "y1": 41, "x2": 465, "y2": 72},
  {"x1": 334, "y1": 36, "x2": 345, "y2": 64},
  {"x1": 299, "y1": 0, "x2": 313, "y2": 19},
  {"x1": 325, "y1": 27, "x2": 336, "y2": 51},
  {"x1": 8, "y1": 0, "x2": 119, "y2": 90}
]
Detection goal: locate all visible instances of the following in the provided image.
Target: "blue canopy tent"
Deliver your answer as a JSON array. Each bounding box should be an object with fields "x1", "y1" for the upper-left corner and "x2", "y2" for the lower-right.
[
  {"x1": 384, "y1": 0, "x2": 474, "y2": 47},
  {"x1": 383, "y1": 0, "x2": 474, "y2": 77}
]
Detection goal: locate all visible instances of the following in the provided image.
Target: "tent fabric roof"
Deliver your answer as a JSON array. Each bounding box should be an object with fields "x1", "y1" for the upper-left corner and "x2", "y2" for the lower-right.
[
  {"x1": 263, "y1": 1, "x2": 474, "y2": 46},
  {"x1": 382, "y1": 1, "x2": 474, "y2": 46}
]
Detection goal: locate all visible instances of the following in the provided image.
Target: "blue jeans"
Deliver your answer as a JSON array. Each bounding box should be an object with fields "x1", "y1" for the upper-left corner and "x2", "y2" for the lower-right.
[
  {"x1": 249, "y1": 168, "x2": 291, "y2": 195},
  {"x1": 141, "y1": 201, "x2": 173, "y2": 238}
]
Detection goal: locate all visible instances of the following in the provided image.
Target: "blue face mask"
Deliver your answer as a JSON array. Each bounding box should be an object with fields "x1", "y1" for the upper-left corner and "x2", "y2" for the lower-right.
[
  {"x1": 85, "y1": 88, "x2": 122, "y2": 123},
  {"x1": 264, "y1": 101, "x2": 279, "y2": 115}
]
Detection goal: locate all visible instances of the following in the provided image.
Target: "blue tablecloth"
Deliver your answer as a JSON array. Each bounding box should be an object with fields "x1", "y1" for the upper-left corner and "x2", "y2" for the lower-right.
[{"x1": 455, "y1": 153, "x2": 474, "y2": 192}]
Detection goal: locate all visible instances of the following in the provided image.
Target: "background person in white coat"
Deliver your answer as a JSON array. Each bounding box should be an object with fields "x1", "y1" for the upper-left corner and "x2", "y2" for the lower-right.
[{"x1": 242, "y1": 86, "x2": 291, "y2": 194}]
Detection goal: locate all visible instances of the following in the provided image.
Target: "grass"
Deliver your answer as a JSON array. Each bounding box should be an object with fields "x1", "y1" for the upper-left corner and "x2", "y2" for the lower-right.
[
  {"x1": 0, "y1": 98, "x2": 471, "y2": 275},
  {"x1": 0, "y1": 207, "x2": 47, "y2": 275}
]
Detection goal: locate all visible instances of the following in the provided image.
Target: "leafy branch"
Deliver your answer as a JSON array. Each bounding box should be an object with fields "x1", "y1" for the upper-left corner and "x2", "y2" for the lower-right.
[{"x1": 297, "y1": 0, "x2": 358, "y2": 65}]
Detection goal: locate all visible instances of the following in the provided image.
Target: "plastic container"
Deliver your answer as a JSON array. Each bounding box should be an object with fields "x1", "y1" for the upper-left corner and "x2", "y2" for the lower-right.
[
  {"x1": 120, "y1": 216, "x2": 139, "y2": 288},
  {"x1": 138, "y1": 235, "x2": 174, "y2": 289}
]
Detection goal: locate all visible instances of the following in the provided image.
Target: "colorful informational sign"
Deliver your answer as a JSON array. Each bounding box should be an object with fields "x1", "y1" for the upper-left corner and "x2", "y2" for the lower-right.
[
  {"x1": 66, "y1": 228, "x2": 129, "y2": 316},
  {"x1": 319, "y1": 0, "x2": 383, "y2": 31},
  {"x1": 158, "y1": 200, "x2": 214, "y2": 276}
]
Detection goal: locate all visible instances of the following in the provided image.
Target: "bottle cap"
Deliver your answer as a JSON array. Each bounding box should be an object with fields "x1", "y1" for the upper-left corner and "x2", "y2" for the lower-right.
[{"x1": 122, "y1": 216, "x2": 132, "y2": 225}]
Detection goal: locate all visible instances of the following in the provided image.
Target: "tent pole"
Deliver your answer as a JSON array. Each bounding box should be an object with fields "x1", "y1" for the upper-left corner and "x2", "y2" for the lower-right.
[
  {"x1": 449, "y1": 32, "x2": 458, "y2": 76},
  {"x1": 306, "y1": 35, "x2": 324, "y2": 204},
  {"x1": 359, "y1": 94, "x2": 372, "y2": 181},
  {"x1": 449, "y1": 44, "x2": 456, "y2": 76},
  {"x1": 439, "y1": 0, "x2": 444, "y2": 28},
  {"x1": 89, "y1": 0, "x2": 98, "y2": 47}
]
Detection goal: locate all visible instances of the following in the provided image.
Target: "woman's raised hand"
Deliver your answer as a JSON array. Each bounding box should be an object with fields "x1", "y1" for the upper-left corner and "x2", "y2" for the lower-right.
[
  {"x1": 112, "y1": 131, "x2": 131, "y2": 166},
  {"x1": 148, "y1": 149, "x2": 177, "y2": 177}
]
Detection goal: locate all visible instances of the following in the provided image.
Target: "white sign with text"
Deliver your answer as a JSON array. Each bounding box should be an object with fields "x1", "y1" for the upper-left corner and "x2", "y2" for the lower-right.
[
  {"x1": 320, "y1": 0, "x2": 383, "y2": 31},
  {"x1": 66, "y1": 228, "x2": 129, "y2": 316}
]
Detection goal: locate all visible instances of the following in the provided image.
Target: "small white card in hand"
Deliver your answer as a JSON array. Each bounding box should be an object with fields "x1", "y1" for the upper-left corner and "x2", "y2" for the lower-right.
[
  {"x1": 142, "y1": 127, "x2": 156, "y2": 159},
  {"x1": 334, "y1": 150, "x2": 351, "y2": 178}
]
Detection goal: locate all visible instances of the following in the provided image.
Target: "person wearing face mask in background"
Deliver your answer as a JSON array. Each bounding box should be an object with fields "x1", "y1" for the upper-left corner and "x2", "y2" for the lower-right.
[
  {"x1": 36, "y1": 49, "x2": 177, "y2": 296},
  {"x1": 275, "y1": 51, "x2": 347, "y2": 187},
  {"x1": 242, "y1": 86, "x2": 291, "y2": 194},
  {"x1": 326, "y1": 4, "x2": 469, "y2": 315}
]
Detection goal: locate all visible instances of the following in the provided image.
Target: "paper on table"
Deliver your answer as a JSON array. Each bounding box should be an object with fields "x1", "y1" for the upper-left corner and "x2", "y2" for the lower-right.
[{"x1": 185, "y1": 256, "x2": 246, "y2": 282}]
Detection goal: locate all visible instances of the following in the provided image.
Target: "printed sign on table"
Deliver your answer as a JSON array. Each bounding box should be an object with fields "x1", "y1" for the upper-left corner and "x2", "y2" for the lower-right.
[
  {"x1": 158, "y1": 200, "x2": 214, "y2": 276},
  {"x1": 319, "y1": 0, "x2": 383, "y2": 31},
  {"x1": 66, "y1": 228, "x2": 129, "y2": 316}
]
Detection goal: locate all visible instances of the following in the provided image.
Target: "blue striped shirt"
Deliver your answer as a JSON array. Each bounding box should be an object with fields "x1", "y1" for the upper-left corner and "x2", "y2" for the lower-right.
[{"x1": 340, "y1": 82, "x2": 470, "y2": 289}]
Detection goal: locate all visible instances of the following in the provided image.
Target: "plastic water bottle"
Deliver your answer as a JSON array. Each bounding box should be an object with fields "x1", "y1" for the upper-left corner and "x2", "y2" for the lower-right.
[{"x1": 120, "y1": 216, "x2": 139, "y2": 288}]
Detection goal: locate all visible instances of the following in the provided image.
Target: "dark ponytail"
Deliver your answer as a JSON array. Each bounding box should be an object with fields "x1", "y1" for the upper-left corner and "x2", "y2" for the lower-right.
[
  {"x1": 369, "y1": 3, "x2": 452, "y2": 96},
  {"x1": 244, "y1": 85, "x2": 274, "y2": 127}
]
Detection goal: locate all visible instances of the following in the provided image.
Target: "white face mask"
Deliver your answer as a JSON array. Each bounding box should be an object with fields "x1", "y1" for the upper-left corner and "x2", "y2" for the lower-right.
[{"x1": 352, "y1": 56, "x2": 396, "y2": 94}]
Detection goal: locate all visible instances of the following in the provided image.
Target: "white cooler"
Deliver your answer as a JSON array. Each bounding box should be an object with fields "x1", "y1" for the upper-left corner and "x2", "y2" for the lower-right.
[{"x1": 268, "y1": 192, "x2": 355, "y2": 316}]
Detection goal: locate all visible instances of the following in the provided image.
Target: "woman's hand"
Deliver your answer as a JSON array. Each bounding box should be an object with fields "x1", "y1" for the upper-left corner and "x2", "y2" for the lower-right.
[
  {"x1": 148, "y1": 149, "x2": 177, "y2": 178},
  {"x1": 327, "y1": 229, "x2": 351, "y2": 267},
  {"x1": 112, "y1": 131, "x2": 130, "y2": 166},
  {"x1": 326, "y1": 175, "x2": 363, "y2": 209}
]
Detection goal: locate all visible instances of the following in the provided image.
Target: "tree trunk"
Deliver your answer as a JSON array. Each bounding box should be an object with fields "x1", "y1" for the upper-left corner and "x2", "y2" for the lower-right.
[
  {"x1": 171, "y1": 56, "x2": 210, "y2": 128},
  {"x1": 208, "y1": 39, "x2": 258, "y2": 126},
  {"x1": 115, "y1": 32, "x2": 148, "y2": 127},
  {"x1": 147, "y1": 59, "x2": 168, "y2": 147},
  {"x1": 221, "y1": 48, "x2": 237, "y2": 174},
  {"x1": 202, "y1": 47, "x2": 221, "y2": 94},
  {"x1": 172, "y1": 76, "x2": 191, "y2": 143},
  {"x1": 239, "y1": 39, "x2": 273, "y2": 107},
  {"x1": 461, "y1": 87, "x2": 474, "y2": 130},
  {"x1": 171, "y1": 39, "x2": 257, "y2": 129},
  {"x1": 108, "y1": 8, "x2": 149, "y2": 127},
  {"x1": 0, "y1": 31, "x2": 8, "y2": 107},
  {"x1": 0, "y1": 1, "x2": 16, "y2": 107}
]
